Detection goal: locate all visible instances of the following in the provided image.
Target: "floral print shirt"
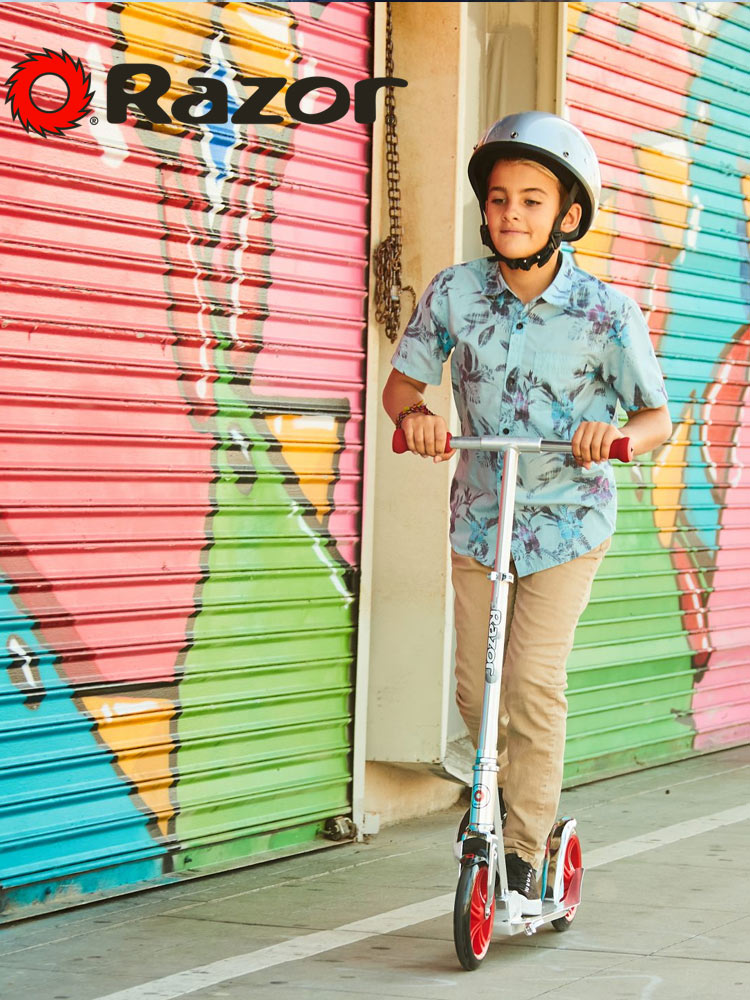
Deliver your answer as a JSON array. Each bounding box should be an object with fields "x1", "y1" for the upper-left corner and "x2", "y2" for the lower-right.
[{"x1": 390, "y1": 250, "x2": 668, "y2": 576}]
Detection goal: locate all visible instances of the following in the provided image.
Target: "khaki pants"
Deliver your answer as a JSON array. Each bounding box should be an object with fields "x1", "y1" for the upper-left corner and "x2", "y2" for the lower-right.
[{"x1": 451, "y1": 537, "x2": 610, "y2": 868}]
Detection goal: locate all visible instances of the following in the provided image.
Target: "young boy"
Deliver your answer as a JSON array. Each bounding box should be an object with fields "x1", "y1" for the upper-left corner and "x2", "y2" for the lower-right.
[{"x1": 382, "y1": 112, "x2": 672, "y2": 914}]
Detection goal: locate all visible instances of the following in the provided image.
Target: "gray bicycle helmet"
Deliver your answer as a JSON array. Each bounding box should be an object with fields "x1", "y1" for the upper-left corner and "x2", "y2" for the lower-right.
[{"x1": 467, "y1": 111, "x2": 601, "y2": 270}]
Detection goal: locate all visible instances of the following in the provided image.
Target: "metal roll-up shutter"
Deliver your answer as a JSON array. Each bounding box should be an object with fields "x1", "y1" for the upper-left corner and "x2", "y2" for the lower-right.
[
  {"x1": 562, "y1": 1, "x2": 750, "y2": 783},
  {"x1": 0, "y1": 0, "x2": 372, "y2": 918}
]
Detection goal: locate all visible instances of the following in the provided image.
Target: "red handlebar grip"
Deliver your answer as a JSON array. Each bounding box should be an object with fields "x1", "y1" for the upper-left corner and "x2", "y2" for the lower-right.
[
  {"x1": 392, "y1": 427, "x2": 453, "y2": 454},
  {"x1": 392, "y1": 427, "x2": 407, "y2": 453},
  {"x1": 609, "y1": 437, "x2": 633, "y2": 463}
]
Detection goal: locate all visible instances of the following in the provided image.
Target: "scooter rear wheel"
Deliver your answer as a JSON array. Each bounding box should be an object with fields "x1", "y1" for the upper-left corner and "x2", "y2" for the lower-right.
[
  {"x1": 453, "y1": 861, "x2": 495, "y2": 969},
  {"x1": 551, "y1": 831, "x2": 582, "y2": 932}
]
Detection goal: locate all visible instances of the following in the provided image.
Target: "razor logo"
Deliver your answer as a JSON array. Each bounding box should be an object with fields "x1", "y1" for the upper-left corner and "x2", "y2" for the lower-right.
[
  {"x1": 485, "y1": 608, "x2": 502, "y2": 682},
  {"x1": 4, "y1": 49, "x2": 94, "y2": 138},
  {"x1": 107, "y1": 65, "x2": 406, "y2": 126},
  {"x1": 3, "y1": 48, "x2": 407, "y2": 139}
]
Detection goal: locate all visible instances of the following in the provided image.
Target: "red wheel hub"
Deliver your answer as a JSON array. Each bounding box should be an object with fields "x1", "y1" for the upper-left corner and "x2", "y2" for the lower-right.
[
  {"x1": 469, "y1": 866, "x2": 495, "y2": 958},
  {"x1": 561, "y1": 832, "x2": 581, "y2": 920}
]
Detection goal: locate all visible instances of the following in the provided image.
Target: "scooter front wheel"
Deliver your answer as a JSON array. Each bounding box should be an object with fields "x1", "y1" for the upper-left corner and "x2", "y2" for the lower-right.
[{"x1": 453, "y1": 861, "x2": 495, "y2": 970}]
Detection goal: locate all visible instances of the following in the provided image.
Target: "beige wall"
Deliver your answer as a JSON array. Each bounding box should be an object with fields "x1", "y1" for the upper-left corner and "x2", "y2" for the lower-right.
[
  {"x1": 366, "y1": 1, "x2": 462, "y2": 764},
  {"x1": 484, "y1": 1, "x2": 565, "y2": 121},
  {"x1": 361, "y1": 2, "x2": 565, "y2": 830}
]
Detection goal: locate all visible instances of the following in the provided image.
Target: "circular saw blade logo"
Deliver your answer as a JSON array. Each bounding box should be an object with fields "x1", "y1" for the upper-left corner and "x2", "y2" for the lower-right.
[{"x1": 4, "y1": 48, "x2": 94, "y2": 138}]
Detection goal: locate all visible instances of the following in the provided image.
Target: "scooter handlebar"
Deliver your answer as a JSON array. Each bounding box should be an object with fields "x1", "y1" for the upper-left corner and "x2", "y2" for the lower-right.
[{"x1": 391, "y1": 427, "x2": 633, "y2": 462}]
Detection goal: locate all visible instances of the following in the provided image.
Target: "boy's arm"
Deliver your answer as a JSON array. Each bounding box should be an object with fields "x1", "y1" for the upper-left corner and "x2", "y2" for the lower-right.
[
  {"x1": 573, "y1": 404, "x2": 672, "y2": 469},
  {"x1": 382, "y1": 368, "x2": 455, "y2": 462},
  {"x1": 620, "y1": 404, "x2": 673, "y2": 456},
  {"x1": 382, "y1": 368, "x2": 427, "y2": 423}
]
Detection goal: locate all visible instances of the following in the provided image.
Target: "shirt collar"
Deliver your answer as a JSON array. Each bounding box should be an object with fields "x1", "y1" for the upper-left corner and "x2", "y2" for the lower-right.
[
  {"x1": 484, "y1": 259, "x2": 510, "y2": 299},
  {"x1": 538, "y1": 250, "x2": 577, "y2": 306},
  {"x1": 483, "y1": 250, "x2": 577, "y2": 306}
]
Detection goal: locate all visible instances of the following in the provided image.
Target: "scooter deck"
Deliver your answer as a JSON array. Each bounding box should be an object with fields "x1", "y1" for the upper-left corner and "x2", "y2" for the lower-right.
[{"x1": 494, "y1": 866, "x2": 583, "y2": 937}]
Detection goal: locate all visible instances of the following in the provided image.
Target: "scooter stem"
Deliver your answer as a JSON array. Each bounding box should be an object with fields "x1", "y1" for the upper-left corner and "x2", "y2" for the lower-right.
[{"x1": 470, "y1": 447, "x2": 518, "y2": 839}]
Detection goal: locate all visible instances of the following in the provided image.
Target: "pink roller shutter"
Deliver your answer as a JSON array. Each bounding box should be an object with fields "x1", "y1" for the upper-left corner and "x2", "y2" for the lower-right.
[{"x1": 0, "y1": 0, "x2": 372, "y2": 918}]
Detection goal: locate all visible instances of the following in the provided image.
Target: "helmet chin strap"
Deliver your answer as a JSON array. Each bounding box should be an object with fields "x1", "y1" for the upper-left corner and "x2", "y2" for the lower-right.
[{"x1": 481, "y1": 182, "x2": 579, "y2": 272}]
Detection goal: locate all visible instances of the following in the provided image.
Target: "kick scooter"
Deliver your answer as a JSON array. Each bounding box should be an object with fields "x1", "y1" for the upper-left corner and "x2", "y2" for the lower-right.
[{"x1": 393, "y1": 426, "x2": 633, "y2": 969}]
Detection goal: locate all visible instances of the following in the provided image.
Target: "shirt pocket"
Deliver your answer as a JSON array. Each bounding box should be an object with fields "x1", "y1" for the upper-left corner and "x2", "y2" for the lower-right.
[{"x1": 533, "y1": 349, "x2": 585, "y2": 389}]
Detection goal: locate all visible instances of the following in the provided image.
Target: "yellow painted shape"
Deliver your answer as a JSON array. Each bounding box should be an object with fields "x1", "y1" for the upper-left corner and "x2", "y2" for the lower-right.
[
  {"x1": 573, "y1": 228, "x2": 614, "y2": 282},
  {"x1": 652, "y1": 419, "x2": 691, "y2": 546},
  {"x1": 222, "y1": 3, "x2": 297, "y2": 124},
  {"x1": 265, "y1": 413, "x2": 340, "y2": 522},
  {"x1": 118, "y1": 3, "x2": 214, "y2": 138},
  {"x1": 83, "y1": 696, "x2": 177, "y2": 838},
  {"x1": 573, "y1": 192, "x2": 616, "y2": 282},
  {"x1": 634, "y1": 146, "x2": 691, "y2": 233},
  {"x1": 567, "y1": 2, "x2": 591, "y2": 34},
  {"x1": 119, "y1": 1, "x2": 296, "y2": 130},
  {"x1": 119, "y1": 3, "x2": 212, "y2": 96}
]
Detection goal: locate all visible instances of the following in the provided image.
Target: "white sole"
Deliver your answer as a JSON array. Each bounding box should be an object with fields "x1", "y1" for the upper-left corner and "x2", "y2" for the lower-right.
[{"x1": 511, "y1": 890, "x2": 542, "y2": 916}]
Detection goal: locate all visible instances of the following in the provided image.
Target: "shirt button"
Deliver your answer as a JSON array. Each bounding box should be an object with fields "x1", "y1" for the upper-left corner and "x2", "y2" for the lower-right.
[
  {"x1": 516, "y1": 322, "x2": 523, "y2": 330},
  {"x1": 502, "y1": 428, "x2": 510, "y2": 435}
]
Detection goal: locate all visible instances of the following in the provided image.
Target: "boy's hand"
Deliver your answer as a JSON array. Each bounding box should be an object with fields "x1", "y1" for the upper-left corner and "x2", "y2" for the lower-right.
[
  {"x1": 400, "y1": 413, "x2": 456, "y2": 463},
  {"x1": 572, "y1": 421, "x2": 624, "y2": 469}
]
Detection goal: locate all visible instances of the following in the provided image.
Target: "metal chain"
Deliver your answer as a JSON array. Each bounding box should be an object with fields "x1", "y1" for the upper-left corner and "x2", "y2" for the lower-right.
[{"x1": 373, "y1": 1, "x2": 415, "y2": 343}]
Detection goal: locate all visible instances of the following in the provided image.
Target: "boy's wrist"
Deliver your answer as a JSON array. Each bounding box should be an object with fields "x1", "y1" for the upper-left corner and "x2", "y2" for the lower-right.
[{"x1": 396, "y1": 401, "x2": 434, "y2": 429}]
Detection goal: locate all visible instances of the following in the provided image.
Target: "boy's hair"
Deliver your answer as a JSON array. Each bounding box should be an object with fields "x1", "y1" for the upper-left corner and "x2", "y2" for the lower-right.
[{"x1": 487, "y1": 156, "x2": 568, "y2": 208}]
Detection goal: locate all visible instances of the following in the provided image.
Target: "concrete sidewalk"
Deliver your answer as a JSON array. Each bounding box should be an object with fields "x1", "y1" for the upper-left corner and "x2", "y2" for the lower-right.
[{"x1": 1, "y1": 745, "x2": 749, "y2": 1000}]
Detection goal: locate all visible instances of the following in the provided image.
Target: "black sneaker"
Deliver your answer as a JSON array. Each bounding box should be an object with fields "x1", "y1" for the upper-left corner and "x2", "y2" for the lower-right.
[{"x1": 504, "y1": 852, "x2": 542, "y2": 915}]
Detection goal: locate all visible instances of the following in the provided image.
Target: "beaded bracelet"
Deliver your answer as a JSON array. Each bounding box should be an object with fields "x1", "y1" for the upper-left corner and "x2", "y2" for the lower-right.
[{"x1": 396, "y1": 401, "x2": 434, "y2": 429}]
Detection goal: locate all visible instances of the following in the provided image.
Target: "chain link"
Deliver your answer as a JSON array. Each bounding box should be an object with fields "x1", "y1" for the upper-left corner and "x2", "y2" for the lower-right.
[{"x1": 373, "y1": 1, "x2": 415, "y2": 343}]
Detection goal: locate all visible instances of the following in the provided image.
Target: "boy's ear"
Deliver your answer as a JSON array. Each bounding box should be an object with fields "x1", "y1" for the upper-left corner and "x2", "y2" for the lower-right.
[{"x1": 561, "y1": 201, "x2": 583, "y2": 234}]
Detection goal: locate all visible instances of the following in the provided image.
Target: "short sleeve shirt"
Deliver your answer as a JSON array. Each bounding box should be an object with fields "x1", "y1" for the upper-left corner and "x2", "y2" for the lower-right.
[{"x1": 390, "y1": 250, "x2": 669, "y2": 576}]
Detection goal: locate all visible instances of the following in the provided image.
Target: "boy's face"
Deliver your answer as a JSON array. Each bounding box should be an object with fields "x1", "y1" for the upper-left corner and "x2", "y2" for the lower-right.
[{"x1": 484, "y1": 159, "x2": 582, "y2": 261}]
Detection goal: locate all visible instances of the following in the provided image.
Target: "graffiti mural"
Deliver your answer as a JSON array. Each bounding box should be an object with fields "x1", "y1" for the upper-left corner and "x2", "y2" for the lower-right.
[
  {"x1": 564, "y1": 1, "x2": 750, "y2": 779},
  {"x1": 0, "y1": 0, "x2": 369, "y2": 911}
]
